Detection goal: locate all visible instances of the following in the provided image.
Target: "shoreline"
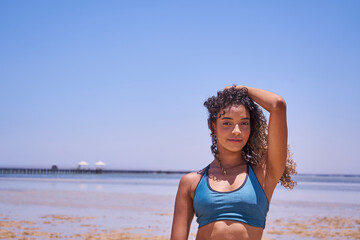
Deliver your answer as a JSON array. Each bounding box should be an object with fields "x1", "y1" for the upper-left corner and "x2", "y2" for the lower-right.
[{"x1": 1, "y1": 168, "x2": 360, "y2": 178}]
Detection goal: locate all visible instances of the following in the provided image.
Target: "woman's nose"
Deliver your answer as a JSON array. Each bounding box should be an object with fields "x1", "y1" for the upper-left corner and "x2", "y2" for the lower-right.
[{"x1": 232, "y1": 124, "x2": 241, "y2": 135}]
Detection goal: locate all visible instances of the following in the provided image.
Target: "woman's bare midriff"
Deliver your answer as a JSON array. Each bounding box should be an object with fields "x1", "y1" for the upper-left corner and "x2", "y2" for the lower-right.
[{"x1": 195, "y1": 220, "x2": 264, "y2": 240}]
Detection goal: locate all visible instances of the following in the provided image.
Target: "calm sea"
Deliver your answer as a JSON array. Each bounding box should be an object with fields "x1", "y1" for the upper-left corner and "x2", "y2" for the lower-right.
[{"x1": 1, "y1": 172, "x2": 359, "y2": 203}]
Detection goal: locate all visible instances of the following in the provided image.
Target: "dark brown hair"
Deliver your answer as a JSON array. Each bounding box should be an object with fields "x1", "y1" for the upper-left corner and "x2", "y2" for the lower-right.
[{"x1": 204, "y1": 86, "x2": 297, "y2": 189}]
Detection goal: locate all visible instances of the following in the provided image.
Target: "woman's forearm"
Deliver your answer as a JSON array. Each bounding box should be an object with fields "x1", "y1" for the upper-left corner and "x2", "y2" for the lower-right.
[{"x1": 239, "y1": 86, "x2": 286, "y2": 113}]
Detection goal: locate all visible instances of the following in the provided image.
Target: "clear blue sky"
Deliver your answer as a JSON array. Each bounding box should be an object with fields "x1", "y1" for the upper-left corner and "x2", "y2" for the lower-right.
[{"x1": 1, "y1": 1, "x2": 359, "y2": 174}]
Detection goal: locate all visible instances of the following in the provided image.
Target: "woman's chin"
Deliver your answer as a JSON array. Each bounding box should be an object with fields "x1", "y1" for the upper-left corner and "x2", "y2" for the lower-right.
[{"x1": 222, "y1": 147, "x2": 244, "y2": 154}]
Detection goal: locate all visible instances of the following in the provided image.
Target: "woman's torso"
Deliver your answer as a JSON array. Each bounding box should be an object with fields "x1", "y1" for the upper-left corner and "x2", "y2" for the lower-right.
[{"x1": 190, "y1": 162, "x2": 275, "y2": 240}]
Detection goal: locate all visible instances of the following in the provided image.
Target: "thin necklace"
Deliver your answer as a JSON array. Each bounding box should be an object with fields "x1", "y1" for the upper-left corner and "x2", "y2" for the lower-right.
[
  {"x1": 215, "y1": 158, "x2": 245, "y2": 176},
  {"x1": 216, "y1": 158, "x2": 227, "y2": 175}
]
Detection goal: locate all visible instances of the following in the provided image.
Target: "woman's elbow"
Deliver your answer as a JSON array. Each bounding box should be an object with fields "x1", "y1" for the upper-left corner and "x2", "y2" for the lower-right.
[{"x1": 272, "y1": 96, "x2": 286, "y2": 112}]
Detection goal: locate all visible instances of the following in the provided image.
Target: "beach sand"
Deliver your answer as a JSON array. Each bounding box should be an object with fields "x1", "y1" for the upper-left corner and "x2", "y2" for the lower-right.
[
  {"x1": 1, "y1": 179, "x2": 359, "y2": 240},
  {"x1": 265, "y1": 216, "x2": 360, "y2": 239},
  {"x1": 1, "y1": 213, "x2": 359, "y2": 240}
]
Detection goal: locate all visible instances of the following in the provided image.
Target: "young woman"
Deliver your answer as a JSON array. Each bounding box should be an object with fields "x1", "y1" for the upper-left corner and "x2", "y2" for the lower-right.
[{"x1": 170, "y1": 85, "x2": 296, "y2": 240}]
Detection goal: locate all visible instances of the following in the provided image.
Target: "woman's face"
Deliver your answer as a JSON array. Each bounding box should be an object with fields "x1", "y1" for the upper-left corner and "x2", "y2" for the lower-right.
[{"x1": 213, "y1": 105, "x2": 251, "y2": 153}]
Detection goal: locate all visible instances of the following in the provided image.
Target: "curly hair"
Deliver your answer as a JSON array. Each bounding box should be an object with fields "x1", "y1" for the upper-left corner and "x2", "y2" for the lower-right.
[{"x1": 203, "y1": 86, "x2": 297, "y2": 189}]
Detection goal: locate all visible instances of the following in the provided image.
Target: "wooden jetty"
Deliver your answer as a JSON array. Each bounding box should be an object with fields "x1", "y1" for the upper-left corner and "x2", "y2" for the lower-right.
[{"x1": 0, "y1": 167, "x2": 189, "y2": 175}]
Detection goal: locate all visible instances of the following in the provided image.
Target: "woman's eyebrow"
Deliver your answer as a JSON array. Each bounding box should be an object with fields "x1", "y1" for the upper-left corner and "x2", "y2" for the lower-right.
[{"x1": 220, "y1": 117, "x2": 250, "y2": 120}]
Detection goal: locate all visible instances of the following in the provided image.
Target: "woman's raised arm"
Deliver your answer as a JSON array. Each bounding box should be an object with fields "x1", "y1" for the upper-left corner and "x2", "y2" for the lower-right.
[{"x1": 235, "y1": 86, "x2": 288, "y2": 183}]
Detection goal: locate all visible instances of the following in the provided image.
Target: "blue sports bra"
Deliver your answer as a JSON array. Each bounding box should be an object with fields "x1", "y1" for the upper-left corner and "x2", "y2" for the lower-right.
[{"x1": 193, "y1": 164, "x2": 269, "y2": 229}]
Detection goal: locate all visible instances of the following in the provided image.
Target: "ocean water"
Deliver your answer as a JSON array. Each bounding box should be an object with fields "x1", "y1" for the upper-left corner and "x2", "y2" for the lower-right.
[
  {"x1": 0, "y1": 172, "x2": 359, "y2": 239},
  {"x1": 1, "y1": 172, "x2": 359, "y2": 203}
]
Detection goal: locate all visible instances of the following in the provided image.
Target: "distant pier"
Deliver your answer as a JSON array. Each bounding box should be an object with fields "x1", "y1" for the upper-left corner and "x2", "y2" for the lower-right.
[{"x1": 0, "y1": 167, "x2": 190, "y2": 175}]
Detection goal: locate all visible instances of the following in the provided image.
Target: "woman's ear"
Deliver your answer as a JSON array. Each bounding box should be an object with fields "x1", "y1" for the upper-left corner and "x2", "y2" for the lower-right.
[{"x1": 208, "y1": 120, "x2": 215, "y2": 133}]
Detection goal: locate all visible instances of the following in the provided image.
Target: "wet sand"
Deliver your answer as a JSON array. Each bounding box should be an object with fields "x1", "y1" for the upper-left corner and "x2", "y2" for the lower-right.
[
  {"x1": 1, "y1": 213, "x2": 359, "y2": 240},
  {"x1": 265, "y1": 216, "x2": 360, "y2": 239}
]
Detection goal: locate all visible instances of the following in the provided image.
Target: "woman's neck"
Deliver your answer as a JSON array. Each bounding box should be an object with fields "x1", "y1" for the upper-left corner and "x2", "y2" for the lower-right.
[{"x1": 217, "y1": 149, "x2": 246, "y2": 168}]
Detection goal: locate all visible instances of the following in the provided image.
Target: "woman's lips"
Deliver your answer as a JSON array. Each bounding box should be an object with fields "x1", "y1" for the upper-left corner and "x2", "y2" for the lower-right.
[{"x1": 228, "y1": 139, "x2": 242, "y2": 142}]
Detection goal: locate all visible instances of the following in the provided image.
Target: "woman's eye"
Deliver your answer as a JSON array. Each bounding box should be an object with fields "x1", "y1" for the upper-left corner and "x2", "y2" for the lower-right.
[
  {"x1": 241, "y1": 122, "x2": 249, "y2": 125},
  {"x1": 223, "y1": 122, "x2": 231, "y2": 126}
]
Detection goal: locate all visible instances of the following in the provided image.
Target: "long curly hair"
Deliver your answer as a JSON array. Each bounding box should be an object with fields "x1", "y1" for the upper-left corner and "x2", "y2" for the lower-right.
[{"x1": 203, "y1": 86, "x2": 297, "y2": 189}]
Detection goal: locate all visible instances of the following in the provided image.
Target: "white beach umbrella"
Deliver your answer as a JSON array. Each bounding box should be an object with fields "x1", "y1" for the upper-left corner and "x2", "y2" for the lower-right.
[
  {"x1": 78, "y1": 161, "x2": 89, "y2": 167},
  {"x1": 95, "y1": 161, "x2": 106, "y2": 166}
]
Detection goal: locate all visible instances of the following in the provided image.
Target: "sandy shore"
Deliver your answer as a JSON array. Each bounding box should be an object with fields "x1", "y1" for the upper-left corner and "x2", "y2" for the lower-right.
[
  {"x1": 1, "y1": 213, "x2": 359, "y2": 240},
  {"x1": 1, "y1": 177, "x2": 360, "y2": 239},
  {"x1": 265, "y1": 216, "x2": 360, "y2": 239},
  {"x1": 0, "y1": 213, "x2": 169, "y2": 240}
]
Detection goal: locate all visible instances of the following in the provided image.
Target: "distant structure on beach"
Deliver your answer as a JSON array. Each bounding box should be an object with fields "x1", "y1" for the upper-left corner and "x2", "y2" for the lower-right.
[
  {"x1": 77, "y1": 161, "x2": 89, "y2": 169},
  {"x1": 95, "y1": 161, "x2": 106, "y2": 170},
  {"x1": 0, "y1": 160, "x2": 189, "y2": 175},
  {"x1": 77, "y1": 161, "x2": 106, "y2": 170}
]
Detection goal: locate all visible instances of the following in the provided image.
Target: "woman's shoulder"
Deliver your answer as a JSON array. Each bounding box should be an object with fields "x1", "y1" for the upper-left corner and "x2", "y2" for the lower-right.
[
  {"x1": 178, "y1": 166, "x2": 207, "y2": 195},
  {"x1": 180, "y1": 167, "x2": 206, "y2": 184}
]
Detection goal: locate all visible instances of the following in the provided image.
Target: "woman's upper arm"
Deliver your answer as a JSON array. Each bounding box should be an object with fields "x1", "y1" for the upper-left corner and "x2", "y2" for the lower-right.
[
  {"x1": 170, "y1": 173, "x2": 196, "y2": 240},
  {"x1": 266, "y1": 97, "x2": 288, "y2": 182}
]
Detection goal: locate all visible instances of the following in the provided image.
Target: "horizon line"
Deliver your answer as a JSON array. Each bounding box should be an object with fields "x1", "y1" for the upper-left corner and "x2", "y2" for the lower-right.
[{"x1": 0, "y1": 167, "x2": 359, "y2": 177}]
